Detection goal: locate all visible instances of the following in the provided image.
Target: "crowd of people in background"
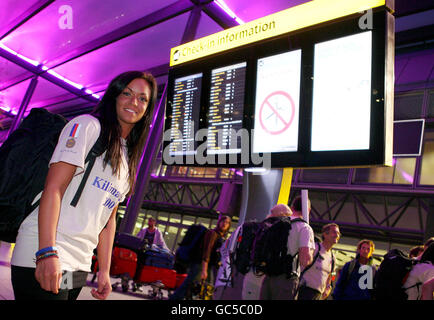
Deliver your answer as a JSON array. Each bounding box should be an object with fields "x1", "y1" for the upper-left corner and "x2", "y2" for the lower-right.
[{"x1": 146, "y1": 194, "x2": 434, "y2": 301}]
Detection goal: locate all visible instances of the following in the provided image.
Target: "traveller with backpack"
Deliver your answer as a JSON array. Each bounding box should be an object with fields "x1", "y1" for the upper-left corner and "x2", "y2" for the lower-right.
[
  {"x1": 169, "y1": 215, "x2": 231, "y2": 300},
  {"x1": 9, "y1": 71, "x2": 158, "y2": 300},
  {"x1": 332, "y1": 239, "x2": 377, "y2": 300},
  {"x1": 297, "y1": 223, "x2": 340, "y2": 300},
  {"x1": 212, "y1": 224, "x2": 243, "y2": 300},
  {"x1": 257, "y1": 199, "x2": 315, "y2": 300},
  {"x1": 402, "y1": 242, "x2": 434, "y2": 300}
]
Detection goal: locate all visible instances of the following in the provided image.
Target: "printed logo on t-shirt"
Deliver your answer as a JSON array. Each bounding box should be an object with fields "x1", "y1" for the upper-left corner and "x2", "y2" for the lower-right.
[
  {"x1": 66, "y1": 123, "x2": 81, "y2": 148},
  {"x1": 92, "y1": 176, "x2": 123, "y2": 210}
]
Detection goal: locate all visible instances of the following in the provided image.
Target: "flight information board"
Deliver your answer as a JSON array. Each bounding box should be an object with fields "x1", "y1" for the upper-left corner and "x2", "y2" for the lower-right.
[
  {"x1": 207, "y1": 62, "x2": 247, "y2": 154},
  {"x1": 169, "y1": 73, "x2": 202, "y2": 155},
  {"x1": 164, "y1": 6, "x2": 393, "y2": 168}
]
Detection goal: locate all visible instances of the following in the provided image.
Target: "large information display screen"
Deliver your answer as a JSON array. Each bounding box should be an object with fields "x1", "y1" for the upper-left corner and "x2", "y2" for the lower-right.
[
  {"x1": 311, "y1": 31, "x2": 372, "y2": 151},
  {"x1": 207, "y1": 62, "x2": 247, "y2": 154},
  {"x1": 169, "y1": 73, "x2": 202, "y2": 156},
  {"x1": 253, "y1": 50, "x2": 301, "y2": 153},
  {"x1": 164, "y1": 6, "x2": 393, "y2": 168}
]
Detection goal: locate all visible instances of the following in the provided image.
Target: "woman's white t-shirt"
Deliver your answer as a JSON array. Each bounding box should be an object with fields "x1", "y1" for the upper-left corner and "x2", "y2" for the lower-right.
[{"x1": 11, "y1": 115, "x2": 130, "y2": 272}]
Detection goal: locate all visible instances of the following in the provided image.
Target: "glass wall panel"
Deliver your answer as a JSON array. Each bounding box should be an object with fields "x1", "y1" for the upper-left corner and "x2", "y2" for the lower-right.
[
  {"x1": 353, "y1": 158, "x2": 415, "y2": 185},
  {"x1": 171, "y1": 166, "x2": 188, "y2": 177},
  {"x1": 196, "y1": 217, "x2": 212, "y2": 228},
  {"x1": 428, "y1": 90, "x2": 434, "y2": 118},
  {"x1": 393, "y1": 158, "x2": 416, "y2": 184},
  {"x1": 353, "y1": 166, "x2": 393, "y2": 184},
  {"x1": 419, "y1": 131, "x2": 434, "y2": 185},
  {"x1": 394, "y1": 92, "x2": 424, "y2": 120},
  {"x1": 182, "y1": 215, "x2": 196, "y2": 226},
  {"x1": 187, "y1": 167, "x2": 206, "y2": 178},
  {"x1": 299, "y1": 169, "x2": 350, "y2": 184},
  {"x1": 204, "y1": 168, "x2": 218, "y2": 178},
  {"x1": 164, "y1": 225, "x2": 179, "y2": 251}
]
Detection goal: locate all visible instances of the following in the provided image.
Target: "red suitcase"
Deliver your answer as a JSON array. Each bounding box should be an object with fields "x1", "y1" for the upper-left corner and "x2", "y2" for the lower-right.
[
  {"x1": 135, "y1": 265, "x2": 177, "y2": 289},
  {"x1": 110, "y1": 247, "x2": 137, "y2": 278}
]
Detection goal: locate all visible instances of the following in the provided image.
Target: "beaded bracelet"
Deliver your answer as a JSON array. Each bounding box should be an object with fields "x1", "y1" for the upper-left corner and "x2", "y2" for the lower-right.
[
  {"x1": 35, "y1": 252, "x2": 59, "y2": 265},
  {"x1": 35, "y1": 246, "x2": 58, "y2": 258}
]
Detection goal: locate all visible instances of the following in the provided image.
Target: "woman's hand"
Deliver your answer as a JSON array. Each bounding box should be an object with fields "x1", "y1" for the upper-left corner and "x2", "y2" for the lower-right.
[
  {"x1": 34, "y1": 257, "x2": 62, "y2": 294},
  {"x1": 91, "y1": 271, "x2": 112, "y2": 300}
]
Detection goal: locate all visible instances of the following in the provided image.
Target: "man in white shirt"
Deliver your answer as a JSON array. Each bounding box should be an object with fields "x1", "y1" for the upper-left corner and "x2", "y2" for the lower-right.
[
  {"x1": 297, "y1": 223, "x2": 340, "y2": 300},
  {"x1": 259, "y1": 200, "x2": 315, "y2": 300}
]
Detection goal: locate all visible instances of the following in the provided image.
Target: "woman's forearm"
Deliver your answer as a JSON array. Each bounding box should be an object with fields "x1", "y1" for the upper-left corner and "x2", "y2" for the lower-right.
[
  {"x1": 38, "y1": 188, "x2": 62, "y2": 249},
  {"x1": 97, "y1": 206, "x2": 118, "y2": 273},
  {"x1": 37, "y1": 162, "x2": 76, "y2": 250}
]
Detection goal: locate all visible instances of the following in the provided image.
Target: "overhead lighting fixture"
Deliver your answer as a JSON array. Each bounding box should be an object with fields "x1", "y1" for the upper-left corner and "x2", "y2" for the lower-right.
[
  {"x1": 0, "y1": 43, "x2": 100, "y2": 100},
  {"x1": 215, "y1": 0, "x2": 245, "y2": 25},
  {"x1": 0, "y1": 106, "x2": 11, "y2": 113},
  {"x1": 0, "y1": 43, "x2": 40, "y2": 66}
]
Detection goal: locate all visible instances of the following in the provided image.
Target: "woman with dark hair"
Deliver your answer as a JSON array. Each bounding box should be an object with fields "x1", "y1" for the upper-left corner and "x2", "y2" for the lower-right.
[
  {"x1": 403, "y1": 242, "x2": 434, "y2": 300},
  {"x1": 10, "y1": 71, "x2": 158, "y2": 300}
]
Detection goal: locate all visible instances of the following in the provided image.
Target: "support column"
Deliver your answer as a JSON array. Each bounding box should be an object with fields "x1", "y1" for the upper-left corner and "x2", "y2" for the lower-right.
[
  {"x1": 238, "y1": 169, "x2": 284, "y2": 224},
  {"x1": 120, "y1": 3, "x2": 204, "y2": 234},
  {"x1": 119, "y1": 83, "x2": 168, "y2": 234}
]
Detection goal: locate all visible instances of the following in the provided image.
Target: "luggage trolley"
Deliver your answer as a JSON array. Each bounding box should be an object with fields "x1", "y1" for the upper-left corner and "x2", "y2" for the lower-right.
[
  {"x1": 109, "y1": 233, "x2": 145, "y2": 292},
  {"x1": 107, "y1": 232, "x2": 187, "y2": 299},
  {"x1": 132, "y1": 244, "x2": 187, "y2": 299}
]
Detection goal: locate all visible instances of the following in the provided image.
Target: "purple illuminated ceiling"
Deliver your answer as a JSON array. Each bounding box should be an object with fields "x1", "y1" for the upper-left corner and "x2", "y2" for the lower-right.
[{"x1": 0, "y1": 0, "x2": 433, "y2": 137}]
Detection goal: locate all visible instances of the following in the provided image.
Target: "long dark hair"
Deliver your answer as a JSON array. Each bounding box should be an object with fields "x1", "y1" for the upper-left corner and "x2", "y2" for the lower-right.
[{"x1": 92, "y1": 71, "x2": 158, "y2": 193}]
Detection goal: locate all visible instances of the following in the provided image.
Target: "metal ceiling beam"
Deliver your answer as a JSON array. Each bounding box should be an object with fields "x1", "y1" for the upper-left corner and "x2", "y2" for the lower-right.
[
  {"x1": 0, "y1": 0, "x2": 55, "y2": 40},
  {"x1": 181, "y1": 5, "x2": 202, "y2": 44},
  {"x1": 45, "y1": 0, "x2": 195, "y2": 70},
  {"x1": 202, "y1": 1, "x2": 240, "y2": 29},
  {"x1": 7, "y1": 76, "x2": 38, "y2": 137}
]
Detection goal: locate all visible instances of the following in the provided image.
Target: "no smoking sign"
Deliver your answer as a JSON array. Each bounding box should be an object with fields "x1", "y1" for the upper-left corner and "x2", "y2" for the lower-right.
[{"x1": 259, "y1": 91, "x2": 295, "y2": 135}]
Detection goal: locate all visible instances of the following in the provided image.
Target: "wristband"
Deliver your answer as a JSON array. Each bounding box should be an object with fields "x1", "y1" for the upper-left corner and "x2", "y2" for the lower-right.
[
  {"x1": 35, "y1": 252, "x2": 59, "y2": 265},
  {"x1": 35, "y1": 246, "x2": 58, "y2": 258}
]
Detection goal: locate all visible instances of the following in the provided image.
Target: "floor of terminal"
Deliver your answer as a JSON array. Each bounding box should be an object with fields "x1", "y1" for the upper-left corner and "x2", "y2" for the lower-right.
[{"x1": 0, "y1": 241, "x2": 168, "y2": 300}]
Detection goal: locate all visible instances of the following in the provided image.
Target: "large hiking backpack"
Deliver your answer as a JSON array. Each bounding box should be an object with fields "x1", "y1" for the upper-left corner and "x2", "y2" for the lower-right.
[
  {"x1": 251, "y1": 217, "x2": 306, "y2": 277},
  {"x1": 175, "y1": 224, "x2": 208, "y2": 264},
  {"x1": 0, "y1": 108, "x2": 104, "y2": 243},
  {"x1": 374, "y1": 249, "x2": 417, "y2": 300},
  {"x1": 231, "y1": 221, "x2": 261, "y2": 275}
]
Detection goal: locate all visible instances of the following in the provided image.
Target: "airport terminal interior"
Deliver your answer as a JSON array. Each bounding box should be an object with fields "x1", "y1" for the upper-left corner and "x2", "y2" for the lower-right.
[{"x1": 0, "y1": 0, "x2": 434, "y2": 300}]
